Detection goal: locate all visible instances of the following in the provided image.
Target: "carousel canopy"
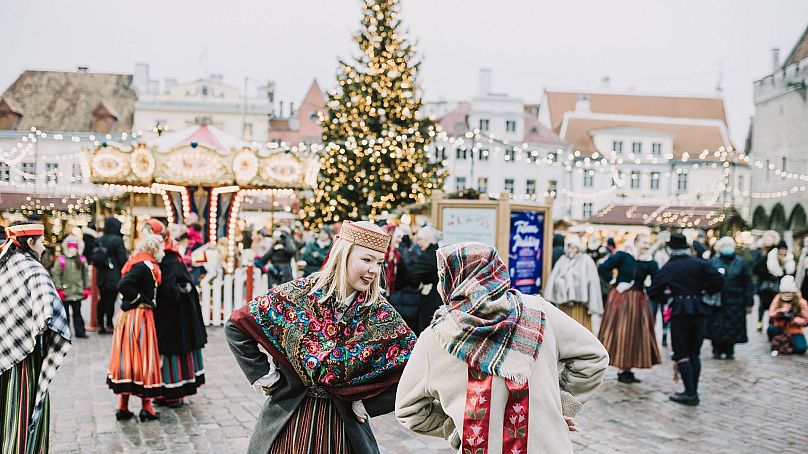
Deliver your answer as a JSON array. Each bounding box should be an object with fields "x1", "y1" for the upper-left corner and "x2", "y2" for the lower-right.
[{"x1": 85, "y1": 124, "x2": 318, "y2": 189}]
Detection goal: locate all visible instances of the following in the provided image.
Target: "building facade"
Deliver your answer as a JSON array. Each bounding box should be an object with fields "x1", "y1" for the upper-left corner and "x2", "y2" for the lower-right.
[
  {"x1": 540, "y1": 90, "x2": 750, "y2": 221},
  {"x1": 748, "y1": 25, "x2": 808, "y2": 238},
  {"x1": 427, "y1": 69, "x2": 572, "y2": 216}
]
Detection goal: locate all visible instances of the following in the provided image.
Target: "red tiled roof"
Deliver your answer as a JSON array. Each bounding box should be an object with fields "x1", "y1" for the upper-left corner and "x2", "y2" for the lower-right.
[
  {"x1": 523, "y1": 111, "x2": 563, "y2": 144},
  {"x1": 268, "y1": 80, "x2": 325, "y2": 143},
  {"x1": 438, "y1": 102, "x2": 471, "y2": 134},
  {"x1": 545, "y1": 91, "x2": 728, "y2": 133},
  {"x1": 785, "y1": 24, "x2": 808, "y2": 66}
]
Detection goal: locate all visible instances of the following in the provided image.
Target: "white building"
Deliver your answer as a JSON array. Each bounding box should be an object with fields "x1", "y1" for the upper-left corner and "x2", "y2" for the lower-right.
[
  {"x1": 748, "y1": 26, "x2": 808, "y2": 237},
  {"x1": 428, "y1": 69, "x2": 571, "y2": 215},
  {"x1": 540, "y1": 90, "x2": 750, "y2": 221},
  {"x1": 132, "y1": 63, "x2": 275, "y2": 141}
]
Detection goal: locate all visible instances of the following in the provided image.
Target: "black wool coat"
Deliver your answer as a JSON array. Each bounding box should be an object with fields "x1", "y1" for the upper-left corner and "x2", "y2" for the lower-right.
[
  {"x1": 118, "y1": 262, "x2": 156, "y2": 310},
  {"x1": 706, "y1": 255, "x2": 754, "y2": 344},
  {"x1": 648, "y1": 254, "x2": 724, "y2": 317},
  {"x1": 155, "y1": 252, "x2": 207, "y2": 355},
  {"x1": 96, "y1": 218, "x2": 129, "y2": 292}
]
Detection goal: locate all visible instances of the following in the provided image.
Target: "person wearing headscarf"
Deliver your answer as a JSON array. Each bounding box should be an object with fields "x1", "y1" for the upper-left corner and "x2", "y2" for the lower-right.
[
  {"x1": 225, "y1": 221, "x2": 416, "y2": 454},
  {"x1": 767, "y1": 275, "x2": 807, "y2": 355},
  {"x1": 597, "y1": 233, "x2": 661, "y2": 384},
  {"x1": 52, "y1": 235, "x2": 90, "y2": 338},
  {"x1": 706, "y1": 237, "x2": 754, "y2": 359},
  {"x1": 107, "y1": 233, "x2": 165, "y2": 422},
  {"x1": 0, "y1": 222, "x2": 71, "y2": 453},
  {"x1": 545, "y1": 235, "x2": 603, "y2": 331},
  {"x1": 145, "y1": 220, "x2": 208, "y2": 407},
  {"x1": 395, "y1": 242, "x2": 608, "y2": 453}
]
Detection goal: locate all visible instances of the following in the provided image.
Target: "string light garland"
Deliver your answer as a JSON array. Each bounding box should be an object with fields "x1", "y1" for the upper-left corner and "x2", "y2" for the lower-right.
[{"x1": 301, "y1": 0, "x2": 446, "y2": 228}]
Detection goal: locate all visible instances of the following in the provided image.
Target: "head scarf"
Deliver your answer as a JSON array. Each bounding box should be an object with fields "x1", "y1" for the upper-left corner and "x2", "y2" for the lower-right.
[
  {"x1": 432, "y1": 242, "x2": 545, "y2": 384},
  {"x1": 121, "y1": 234, "x2": 163, "y2": 285}
]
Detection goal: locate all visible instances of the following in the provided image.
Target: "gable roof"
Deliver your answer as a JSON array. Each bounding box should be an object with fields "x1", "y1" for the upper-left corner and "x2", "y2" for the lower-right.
[
  {"x1": 268, "y1": 79, "x2": 325, "y2": 143},
  {"x1": 0, "y1": 70, "x2": 136, "y2": 132},
  {"x1": 784, "y1": 23, "x2": 808, "y2": 66},
  {"x1": 545, "y1": 91, "x2": 728, "y2": 132}
]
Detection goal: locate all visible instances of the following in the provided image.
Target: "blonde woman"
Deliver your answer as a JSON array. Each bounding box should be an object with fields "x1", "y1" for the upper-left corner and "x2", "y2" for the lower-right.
[{"x1": 226, "y1": 221, "x2": 416, "y2": 454}]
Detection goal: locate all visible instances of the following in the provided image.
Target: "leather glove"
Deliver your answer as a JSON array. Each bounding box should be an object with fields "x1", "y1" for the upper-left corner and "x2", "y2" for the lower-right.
[{"x1": 83, "y1": 288, "x2": 91, "y2": 299}]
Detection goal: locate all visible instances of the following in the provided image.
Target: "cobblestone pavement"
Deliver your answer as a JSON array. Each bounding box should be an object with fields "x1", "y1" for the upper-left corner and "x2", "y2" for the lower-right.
[{"x1": 50, "y1": 302, "x2": 806, "y2": 453}]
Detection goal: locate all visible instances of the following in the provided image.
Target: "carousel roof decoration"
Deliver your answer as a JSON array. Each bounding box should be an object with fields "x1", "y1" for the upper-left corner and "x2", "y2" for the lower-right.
[{"x1": 588, "y1": 203, "x2": 735, "y2": 229}]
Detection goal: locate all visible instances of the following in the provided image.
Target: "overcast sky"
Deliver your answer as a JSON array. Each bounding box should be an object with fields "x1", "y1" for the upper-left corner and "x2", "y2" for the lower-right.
[{"x1": 3, "y1": 0, "x2": 807, "y2": 147}]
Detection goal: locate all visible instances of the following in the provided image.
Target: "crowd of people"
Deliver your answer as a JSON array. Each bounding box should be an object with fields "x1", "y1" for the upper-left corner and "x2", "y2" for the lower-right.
[
  {"x1": 3, "y1": 212, "x2": 807, "y2": 453},
  {"x1": 543, "y1": 228, "x2": 808, "y2": 407}
]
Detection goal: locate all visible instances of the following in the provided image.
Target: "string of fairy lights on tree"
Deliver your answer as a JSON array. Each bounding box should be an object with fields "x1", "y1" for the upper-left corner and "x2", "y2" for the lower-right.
[{"x1": 301, "y1": 0, "x2": 446, "y2": 227}]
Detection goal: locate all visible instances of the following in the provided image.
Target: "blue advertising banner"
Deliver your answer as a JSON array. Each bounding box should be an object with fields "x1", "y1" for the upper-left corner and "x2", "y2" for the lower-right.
[{"x1": 508, "y1": 210, "x2": 546, "y2": 295}]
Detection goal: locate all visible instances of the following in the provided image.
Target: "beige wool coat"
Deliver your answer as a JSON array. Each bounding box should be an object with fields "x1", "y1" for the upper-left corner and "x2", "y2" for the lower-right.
[{"x1": 395, "y1": 295, "x2": 608, "y2": 454}]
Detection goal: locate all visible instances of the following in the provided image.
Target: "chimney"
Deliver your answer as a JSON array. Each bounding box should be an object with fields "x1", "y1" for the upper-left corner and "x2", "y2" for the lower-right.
[
  {"x1": 262, "y1": 80, "x2": 276, "y2": 103},
  {"x1": 575, "y1": 93, "x2": 591, "y2": 113},
  {"x1": 771, "y1": 48, "x2": 781, "y2": 72},
  {"x1": 290, "y1": 102, "x2": 295, "y2": 117},
  {"x1": 600, "y1": 76, "x2": 611, "y2": 89},
  {"x1": 76, "y1": 66, "x2": 89, "y2": 73},
  {"x1": 279, "y1": 100, "x2": 285, "y2": 117},
  {"x1": 477, "y1": 68, "x2": 492, "y2": 96}
]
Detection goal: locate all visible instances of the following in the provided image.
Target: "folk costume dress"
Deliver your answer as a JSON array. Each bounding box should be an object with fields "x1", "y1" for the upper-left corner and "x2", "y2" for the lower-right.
[
  {"x1": 107, "y1": 253, "x2": 165, "y2": 397},
  {"x1": 544, "y1": 249, "x2": 603, "y2": 332},
  {"x1": 155, "y1": 245, "x2": 207, "y2": 400},
  {"x1": 597, "y1": 250, "x2": 661, "y2": 370},
  {"x1": 0, "y1": 224, "x2": 71, "y2": 454},
  {"x1": 395, "y1": 242, "x2": 608, "y2": 454}
]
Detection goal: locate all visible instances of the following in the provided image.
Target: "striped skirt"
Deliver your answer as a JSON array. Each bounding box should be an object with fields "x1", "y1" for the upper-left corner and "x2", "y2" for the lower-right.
[
  {"x1": 160, "y1": 349, "x2": 205, "y2": 400},
  {"x1": 0, "y1": 349, "x2": 49, "y2": 454},
  {"x1": 107, "y1": 306, "x2": 165, "y2": 397},
  {"x1": 559, "y1": 302, "x2": 592, "y2": 331},
  {"x1": 598, "y1": 289, "x2": 661, "y2": 370},
  {"x1": 269, "y1": 396, "x2": 351, "y2": 454}
]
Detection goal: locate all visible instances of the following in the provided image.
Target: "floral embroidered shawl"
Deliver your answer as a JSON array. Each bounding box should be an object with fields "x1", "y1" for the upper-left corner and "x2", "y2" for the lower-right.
[{"x1": 243, "y1": 275, "x2": 416, "y2": 399}]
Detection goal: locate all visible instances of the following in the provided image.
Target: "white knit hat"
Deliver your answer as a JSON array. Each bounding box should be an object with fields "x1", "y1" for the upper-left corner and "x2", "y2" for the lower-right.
[
  {"x1": 780, "y1": 275, "x2": 798, "y2": 293},
  {"x1": 565, "y1": 235, "x2": 584, "y2": 251}
]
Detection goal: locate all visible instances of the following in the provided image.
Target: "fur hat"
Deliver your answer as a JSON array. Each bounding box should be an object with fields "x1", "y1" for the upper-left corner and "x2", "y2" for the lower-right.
[
  {"x1": 565, "y1": 235, "x2": 584, "y2": 251},
  {"x1": 780, "y1": 275, "x2": 798, "y2": 293}
]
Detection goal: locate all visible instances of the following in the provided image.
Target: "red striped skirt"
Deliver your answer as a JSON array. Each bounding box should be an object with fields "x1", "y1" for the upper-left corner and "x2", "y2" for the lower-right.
[
  {"x1": 598, "y1": 289, "x2": 661, "y2": 370},
  {"x1": 107, "y1": 306, "x2": 165, "y2": 397},
  {"x1": 269, "y1": 395, "x2": 351, "y2": 454}
]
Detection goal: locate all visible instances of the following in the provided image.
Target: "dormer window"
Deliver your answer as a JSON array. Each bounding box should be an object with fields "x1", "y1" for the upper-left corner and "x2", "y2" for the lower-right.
[
  {"x1": 91, "y1": 101, "x2": 119, "y2": 134},
  {"x1": 202, "y1": 85, "x2": 209, "y2": 96}
]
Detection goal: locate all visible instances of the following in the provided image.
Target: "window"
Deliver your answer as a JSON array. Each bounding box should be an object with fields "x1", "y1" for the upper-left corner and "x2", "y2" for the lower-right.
[
  {"x1": 479, "y1": 118, "x2": 490, "y2": 132},
  {"x1": 782, "y1": 157, "x2": 787, "y2": 173},
  {"x1": 677, "y1": 172, "x2": 688, "y2": 193},
  {"x1": 455, "y1": 177, "x2": 467, "y2": 191},
  {"x1": 547, "y1": 180, "x2": 558, "y2": 195},
  {"x1": 612, "y1": 140, "x2": 623, "y2": 153},
  {"x1": 435, "y1": 146, "x2": 446, "y2": 161},
  {"x1": 504, "y1": 148, "x2": 515, "y2": 161},
  {"x1": 630, "y1": 171, "x2": 640, "y2": 189},
  {"x1": 201, "y1": 85, "x2": 209, "y2": 96},
  {"x1": 505, "y1": 120, "x2": 516, "y2": 132},
  {"x1": 737, "y1": 175, "x2": 745, "y2": 192},
  {"x1": 504, "y1": 178, "x2": 515, "y2": 194},
  {"x1": 582, "y1": 202, "x2": 593, "y2": 219},
  {"x1": 583, "y1": 172, "x2": 594, "y2": 188},
  {"x1": 21, "y1": 161, "x2": 35, "y2": 184},
  {"x1": 526, "y1": 179, "x2": 536, "y2": 195},
  {"x1": 456, "y1": 147, "x2": 467, "y2": 160},
  {"x1": 72, "y1": 163, "x2": 83, "y2": 183},
  {"x1": 45, "y1": 163, "x2": 59, "y2": 185},
  {"x1": 478, "y1": 177, "x2": 488, "y2": 193},
  {"x1": 479, "y1": 149, "x2": 489, "y2": 161},
  {"x1": 0, "y1": 162, "x2": 9, "y2": 183},
  {"x1": 651, "y1": 142, "x2": 662, "y2": 156},
  {"x1": 650, "y1": 172, "x2": 660, "y2": 190},
  {"x1": 632, "y1": 141, "x2": 642, "y2": 153}
]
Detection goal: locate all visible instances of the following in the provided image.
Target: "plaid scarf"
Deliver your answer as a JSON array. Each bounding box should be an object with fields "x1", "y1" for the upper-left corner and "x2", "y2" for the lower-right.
[
  {"x1": 432, "y1": 242, "x2": 545, "y2": 384},
  {"x1": 0, "y1": 252, "x2": 71, "y2": 433}
]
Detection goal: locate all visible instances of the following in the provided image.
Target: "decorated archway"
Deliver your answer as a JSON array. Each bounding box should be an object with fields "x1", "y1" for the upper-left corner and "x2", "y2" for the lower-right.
[{"x1": 85, "y1": 124, "x2": 318, "y2": 270}]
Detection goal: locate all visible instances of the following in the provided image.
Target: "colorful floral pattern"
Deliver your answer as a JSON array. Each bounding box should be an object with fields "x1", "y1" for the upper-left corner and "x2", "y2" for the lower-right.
[
  {"x1": 462, "y1": 369, "x2": 530, "y2": 454},
  {"x1": 250, "y1": 276, "x2": 416, "y2": 389}
]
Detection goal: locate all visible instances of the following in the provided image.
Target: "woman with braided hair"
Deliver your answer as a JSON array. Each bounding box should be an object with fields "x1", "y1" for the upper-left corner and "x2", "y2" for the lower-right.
[{"x1": 0, "y1": 222, "x2": 71, "y2": 453}]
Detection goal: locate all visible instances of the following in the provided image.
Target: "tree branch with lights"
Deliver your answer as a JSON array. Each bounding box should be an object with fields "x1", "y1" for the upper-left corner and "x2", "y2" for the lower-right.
[{"x1": 301, "y1": 0, "x2": 445, "y2": 227}]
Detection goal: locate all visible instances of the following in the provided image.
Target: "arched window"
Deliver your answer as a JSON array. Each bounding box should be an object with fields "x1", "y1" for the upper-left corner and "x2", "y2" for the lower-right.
[
  {"x1": 751, "y1": 206, "x2": 768, "y2": 230},
  {"x1": 788, "y1": 204, "x2": 807, "y2": 233},
  {"x1": 769, "y1": 203, "x2": 787, "y2": 232}
]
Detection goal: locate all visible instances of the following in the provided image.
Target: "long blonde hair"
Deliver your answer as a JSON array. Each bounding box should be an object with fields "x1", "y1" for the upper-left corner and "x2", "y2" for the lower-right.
[{"x1": 309, "y1": 221, "x2": 385, "y2": 306}]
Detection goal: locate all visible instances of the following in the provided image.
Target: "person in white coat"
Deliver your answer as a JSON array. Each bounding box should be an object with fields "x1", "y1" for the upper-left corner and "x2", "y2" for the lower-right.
[
  {"x1": 395, "y1": 242, "x2": 608, "y2": 454},
  {"x1": 544, "y1": 235, "x2": 603, "y2": 332}
]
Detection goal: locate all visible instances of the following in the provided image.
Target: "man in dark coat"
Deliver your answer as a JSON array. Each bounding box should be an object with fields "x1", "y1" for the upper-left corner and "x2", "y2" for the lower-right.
[
  {"x1": 408, "y1": 226, "x2": 441, "y2": 334},
  {"x1": 91, "y1": 217, "x2": 128, "y2": 333},
  {"x1": 257, "y1": 227, "x2": 297, "y2": 288},
  {"x1": 648, "y1": 233, "x2": 724, "y2": 406},
  {"x1": 551, "y1": 232, "x2": 565, "y2": 267},
  {"x1": 81, "y1": 220, "x2": 98, "y2": 264},
  {"x1": 707, "y1": 237, "x2": 754, "y2": 359}
]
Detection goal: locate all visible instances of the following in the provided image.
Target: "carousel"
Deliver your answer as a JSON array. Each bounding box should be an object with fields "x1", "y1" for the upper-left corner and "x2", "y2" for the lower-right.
[{"x1": 84, "y1": 124, "x2": 318, "y2": 271}]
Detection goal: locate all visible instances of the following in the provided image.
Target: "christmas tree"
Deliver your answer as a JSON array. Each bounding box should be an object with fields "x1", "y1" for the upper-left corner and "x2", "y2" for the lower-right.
[{"x1": 301, "y1": 0, "x2": 445, "y2": 227}]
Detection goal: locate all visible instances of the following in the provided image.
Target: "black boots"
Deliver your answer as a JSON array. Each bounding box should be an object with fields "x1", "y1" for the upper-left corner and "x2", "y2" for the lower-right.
[
  {"x1": 617, "y1": 371, "x2": 641, "y2": 384},
  {"x1": 669, "y1": 358, "x2": 699, "y2": 406}
]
